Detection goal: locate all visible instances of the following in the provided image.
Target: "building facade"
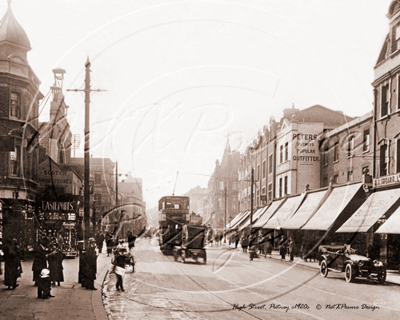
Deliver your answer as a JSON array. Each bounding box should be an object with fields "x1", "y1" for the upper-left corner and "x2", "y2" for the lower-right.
[
  {"x1": 0, "y1": 2, "x2": 43, "y2": 246},
  {"x1": 238, "y1": 105, "x2": 354, "y2": 214}
]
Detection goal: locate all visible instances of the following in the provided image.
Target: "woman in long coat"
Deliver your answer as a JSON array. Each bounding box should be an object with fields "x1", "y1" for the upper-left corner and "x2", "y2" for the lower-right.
[
  {"x1": 32, "y1": 241, "x2": 48, "y2": 286},
  {"x1": 3, "y1": 240, "x2": 21, "y2": 290},
  {"x1": 48, "y1": 246, "x2": 65, "y2": 286},
  {"x1": 84, "y1": 238, "x2": 98, "y2": 290},
  {"x1": 279, "y1": 236, "x2": 287, "y2": 260}
]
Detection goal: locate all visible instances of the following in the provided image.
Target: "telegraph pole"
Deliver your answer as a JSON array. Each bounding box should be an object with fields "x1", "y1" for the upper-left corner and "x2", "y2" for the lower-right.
[
  {"x1": 67, "y1": 57, "x2": 105, "y2": 248},
  {"x1": 250, "y1": 168, "x2": 254, "y2": 233}
]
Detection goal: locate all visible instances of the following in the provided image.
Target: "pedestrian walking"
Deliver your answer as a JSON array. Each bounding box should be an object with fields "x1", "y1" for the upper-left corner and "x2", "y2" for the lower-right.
[
  {"x1": 241, "y1": 233, "x2": 248, "y2": 253},
  {"x1": 84, "y1": 238, "x2": 98, "y2": 290},
  {"x1": 96, "y1": 231, "x2": 105, "y2": 253},
  {"x1": 56, "y1": 232, "x2": 64, "y2": 251},
  {"x1": 3, "y1": 239, "x2": 22, "y2": 290},
  {"x1": 248, "y1": 234, "x2": 258, "y2": 261},
  {"x1": 32, "y1": 239, "x2": 48, "y2": 286},
  {"x1": 288, "y1": 237, "x2": 294, "y2": 261},
  {"x1": 113, "y1": 248, "x2": 129, "y2": 291},
  {"x1": 127, "y1": 231, "x2": 136, "y2": 250},
  {"x1": 106, "y1": 234, "x2": 113, "y2": 256},
  {"x1": 265, "y1": 234, "x2": 273, "y2": 257},
  {"x1": 48, "y1": 245, "x2": 65, "y2": 286},
  {"x1": 235, "y1": 232, "x2": 240, "y2": 249},
  {"x1": 279, "y1": 236, "x2": 287, "y2": 260}
]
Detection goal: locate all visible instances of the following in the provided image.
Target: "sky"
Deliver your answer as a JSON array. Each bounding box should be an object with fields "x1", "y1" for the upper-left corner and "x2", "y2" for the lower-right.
[{"x1": 3, "y1": 0, "x2": 393, "y2": 209}]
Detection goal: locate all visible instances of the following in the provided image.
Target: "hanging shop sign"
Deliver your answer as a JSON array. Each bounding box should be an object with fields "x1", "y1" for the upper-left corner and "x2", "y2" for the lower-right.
[{"x1": 373, "y1": 173, "x2": 400, "y2": 188}]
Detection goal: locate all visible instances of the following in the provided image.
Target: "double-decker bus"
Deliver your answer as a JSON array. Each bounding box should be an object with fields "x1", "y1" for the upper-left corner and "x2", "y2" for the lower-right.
[{"x1": 158, "y1": 196, "x2": 190, "y2": 254}]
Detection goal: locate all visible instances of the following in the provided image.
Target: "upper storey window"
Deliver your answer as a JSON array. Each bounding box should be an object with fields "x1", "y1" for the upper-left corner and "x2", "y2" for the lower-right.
[
  {"x1": 381, "y1": 84, "x2": 390, "y2": 117},
  {"x1": 10, "y1": 92, "x2": 21, "y2": 119}
]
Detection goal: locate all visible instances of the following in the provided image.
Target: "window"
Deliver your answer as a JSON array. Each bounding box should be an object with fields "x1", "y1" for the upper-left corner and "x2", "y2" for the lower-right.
[
  {"x1": 284, "y1": 176, "x2": 288, "y2": 195},
  {"x1": 285, "y1": 142, "x2": 288, "y2": 161},
  {"x1": 322, "y1": 177, "x2": 328, "y2": 187},
  {"x1": 262, "y1": 161, "x2": 266, "y2": 178},
  {"x1": 322, "y1": 139, "x2": 329, "y2": 165},
  {"x1": 347, "y1": 171, "x2": 353, "y2": 182},
  {"x1": 219, "y1": 181, "x2": 224, "y2": 191},
  {"x1": 333, "y1": 174, "x2": 338, "y2": 184},
  {"x1": 348, "y1": 136, "x2": 354, "y2": 157},
  {"x1": 95, "y1": 173, "x2": 101, "y2": 184},
  {"x1": 268, "y1": 154, "x2": 273, "y2": 173},
  {"x1": 10, "y1": 92, "x2": 21, "y2": 119},
  {"x1": 94, "y1": 194, "x2": 102, "y2": 205},
  {"x1": 257, "y1": 164, "x2": 261, "y2": 180},
  {"x1": 334, "y1": 142, "x2": 339, "y2": 162},
  {"x1": 279, "y1": 178, "x2": 282, "y2": 198},
  {"x1": 397, "y1": 139, "x2": 400, "y2": 173},
  {"x1": 381, "y1": 84, "x2": 389, "y2": 117},
  {"x1": 268, "y1": 183, "x2": 272, "y2": 201},
  {"x1": 363, "y1": 129, "x2": 370, "y2": 152},
  {"x1": 9, "y1": 146, "x2": 20, "y2": 176},
  {"x1": 380, "y1": 144, "x2": 388, "y2": 177},
  {"x1": 280, "y1": 145, "x2": 283, "y2": 163}
]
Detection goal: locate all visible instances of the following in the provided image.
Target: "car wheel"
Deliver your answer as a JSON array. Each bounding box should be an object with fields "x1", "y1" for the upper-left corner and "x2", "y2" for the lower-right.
[
  {"x1": 320, "y1": 260, "x2": 329, "y2": 277},
  {"x1": 345, "y1": 264, "x2": 355, "y2": 283},
  {"x1": 377, "y1": 269, "x2": 386, "y2": 284}
]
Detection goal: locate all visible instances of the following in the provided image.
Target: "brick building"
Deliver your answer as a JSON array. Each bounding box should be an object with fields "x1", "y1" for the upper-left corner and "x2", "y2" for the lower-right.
[
  {"x1": 238, "y1": 105, "x2": 354, "y2": 214},
  {"x1": 199, "y1": 140, "x2": 240, "y2": 229},
  {"x1": 319, "y1": 111, "x2": 373, "y2": 187},
  {"x1": 0, "y1": 2, "x2": 43, "y2": 246}
]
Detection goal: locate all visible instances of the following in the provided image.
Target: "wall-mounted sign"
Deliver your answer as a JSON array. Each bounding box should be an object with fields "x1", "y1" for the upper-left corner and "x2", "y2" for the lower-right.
[{"x1": 373, "y1": 173, "x2": 400, "y2": 188}]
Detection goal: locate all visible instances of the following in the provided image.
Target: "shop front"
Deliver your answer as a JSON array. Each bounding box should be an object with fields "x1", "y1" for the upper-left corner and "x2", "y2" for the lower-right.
[
  {"x1": 38, "y1": 196, "x2": 81, "y2": 258},
  {"x1": 336, "y1": 188, "x2": 400, "y2": 265}
]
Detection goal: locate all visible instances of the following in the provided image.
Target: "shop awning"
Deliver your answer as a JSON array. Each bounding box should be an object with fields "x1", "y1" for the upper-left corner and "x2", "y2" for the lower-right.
[
  {"x1": 302, "y1": 183, "x2": 363, "y2": 231},
  {"x1": 376, "y1": 205, "x2": 400, "y2": 234},
  {"x1": 231, "y1": 211, "x2": 250, "y2": 229},
  {"x1": 226, "y1": 212, "x2": 245, "y2": 229},
  {"x1": 239, "y1": 205, "x2": 269, "y2": 230},
  {"x1": 263, "y1": 194, "x2": 304, "y2": 229},
  {"x1": 336, "y1": 188, "x2": 400, "y2": 233},
  {"x1": 282, "y1": 189, "x2": 328, "y2": 229},
  {"x1": 252, "y1": 199, "x2": 285, "y2": 228}
]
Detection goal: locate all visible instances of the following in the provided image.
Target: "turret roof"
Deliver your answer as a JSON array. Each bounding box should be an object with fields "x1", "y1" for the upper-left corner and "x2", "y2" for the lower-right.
[{"x1": 0, "y1": 1, "x2": 30, "y2": 50}]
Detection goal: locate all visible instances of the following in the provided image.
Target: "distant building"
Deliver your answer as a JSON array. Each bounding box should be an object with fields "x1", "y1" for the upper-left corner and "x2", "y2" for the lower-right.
[{"x1": 199, "y1": 140, "x2": 240, "y2": 229}]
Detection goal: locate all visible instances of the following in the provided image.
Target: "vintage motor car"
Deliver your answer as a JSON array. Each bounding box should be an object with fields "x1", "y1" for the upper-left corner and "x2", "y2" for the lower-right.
[
  {"x1": 318, "y1": 244, "x2": 386, "y2": 284},
  {"x1": 173, "y1": 224, "x2": 207, "y2": 264}
]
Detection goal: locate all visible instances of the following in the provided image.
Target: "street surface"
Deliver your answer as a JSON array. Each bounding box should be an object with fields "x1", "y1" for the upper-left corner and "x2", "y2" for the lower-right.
[{"x1": 103, "y1": 238, "x2": 400, "y2": 320}]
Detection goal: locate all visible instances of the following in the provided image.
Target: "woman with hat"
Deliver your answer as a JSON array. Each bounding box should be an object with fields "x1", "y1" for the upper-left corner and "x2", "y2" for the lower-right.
[
  {"x1": 48, "y1": 244, "x2": 65, "y2": 287},
  {"x1": 3, "y1": 239, "x2": 22, "y2": 290}
]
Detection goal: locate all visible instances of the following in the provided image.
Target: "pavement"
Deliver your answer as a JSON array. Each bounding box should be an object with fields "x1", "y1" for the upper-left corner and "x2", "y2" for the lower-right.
[
  {"x1": 0, "y1": 245, "x2": 111, "y2": 320},
  {"x1": 222, "y1": 242, "x2": 400, "y2": 286}
]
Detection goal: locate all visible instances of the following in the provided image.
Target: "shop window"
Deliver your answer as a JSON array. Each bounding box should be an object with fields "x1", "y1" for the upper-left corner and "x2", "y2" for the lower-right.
[
  {"x1": 363, "y1": 129, "x2": 370, "y2": 152},
  {"x1": 333, "y1": 142, "x2": 339, "y2": 162},
  {"x1": 10, "y1": 92, "x2": 21, "y2": 119},
  {"x1": 381, "y1": 84, "x2": 389, "y2": 117},
  {"x1": 9, "y1": 147, "x2": 20, "y2": 176},
  {"x1": 380, "y1": 144, "x2": 388, "y2": 177}
]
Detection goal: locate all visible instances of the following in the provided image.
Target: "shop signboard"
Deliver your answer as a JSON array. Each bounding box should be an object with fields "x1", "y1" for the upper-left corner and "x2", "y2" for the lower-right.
[{"x1": 373, "y1": 173, "x2": 400, "y2": 188}]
